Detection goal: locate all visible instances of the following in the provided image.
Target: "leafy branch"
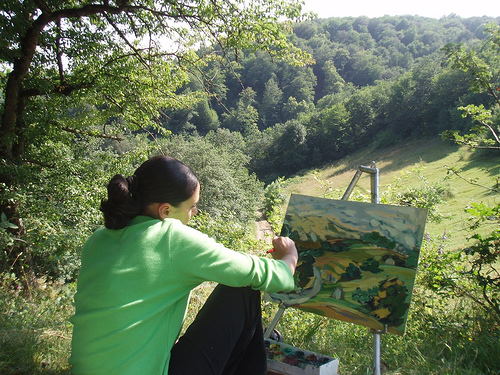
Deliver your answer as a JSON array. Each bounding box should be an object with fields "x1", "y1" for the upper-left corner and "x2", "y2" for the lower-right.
[
  {"x1": 442, "y1": 24, "x2": 500, "y2": 150},
  {"x1": 445, "y1": 166, "x2": 499, "y2": 193}
]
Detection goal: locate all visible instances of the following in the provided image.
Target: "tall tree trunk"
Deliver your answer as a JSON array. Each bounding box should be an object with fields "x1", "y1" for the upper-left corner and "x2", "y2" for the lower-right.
[
  {"x1": 0, "y1": 13, "x2": 50, "y2": 160},
  {"x1": 0, "y1": 3, "x2": 130, "y2": 159},
  {"x1": 0, "y1": 11, "x2": 48, "y2": 284}
]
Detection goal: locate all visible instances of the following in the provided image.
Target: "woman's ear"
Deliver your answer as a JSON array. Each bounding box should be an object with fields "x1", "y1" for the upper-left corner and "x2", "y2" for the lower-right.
[{"x1": 158, "y1": 203, "x2": 172, "y2": 220}]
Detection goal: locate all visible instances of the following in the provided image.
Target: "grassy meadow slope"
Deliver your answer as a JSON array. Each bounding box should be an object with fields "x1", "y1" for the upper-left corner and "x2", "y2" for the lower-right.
[
  {"x1": 261, "y1": 137, "x2": 499, "y2": 375},
  {"x1": 285, "y1": 137, "x2": 499, "y2": 250}
]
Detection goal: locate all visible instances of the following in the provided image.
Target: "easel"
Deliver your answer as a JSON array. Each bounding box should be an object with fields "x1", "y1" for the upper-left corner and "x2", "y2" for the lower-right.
[{"x1": 264, "y1": 162, "x2": 386, "y2": 375}]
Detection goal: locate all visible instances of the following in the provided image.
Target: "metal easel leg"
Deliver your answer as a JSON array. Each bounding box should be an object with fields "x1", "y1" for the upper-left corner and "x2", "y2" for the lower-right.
[
  {"x1": 373, "y1": 331, "x2": 382, "y2": 375},
  {"x1": 343, "y1": 162, "x2": 384, "y2": 374},
  {"x1": 264, "y1": 304, "x2": 287, "y2": 339}
]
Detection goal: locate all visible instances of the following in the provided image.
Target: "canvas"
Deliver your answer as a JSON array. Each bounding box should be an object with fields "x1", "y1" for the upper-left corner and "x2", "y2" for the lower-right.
[{"x1": 271, "y1": 194, "x2": 427, "y2": 335}]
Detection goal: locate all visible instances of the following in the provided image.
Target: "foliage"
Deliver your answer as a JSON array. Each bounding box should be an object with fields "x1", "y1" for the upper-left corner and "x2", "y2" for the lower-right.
[
  {"x1": 221, "y1": 87, "x2": 260, "y2": 135},
  {"x1": 0, "y1": 0, "x2": 310, "y2": 146},
  {"x1": 426, "y1": 22, "x2": 500, "y2": 327},
  {"x1": 263, "y1": 177, "x2": 289, "y2": 233},
  {"x1": 0, "y1": 0, "x2": 311, "y2": 282},
  {"x1": 420, "y1": 203, "x2": 500, "y2": 325},
  {"x1": 1, "y1": 10, "x2": 499, "y2": 375},
  {"x1": 395, "y1": 184, "x2": 447, "y2": 223},
  {"x1": 0, "y1": 132, "x2": 264, "y2": 280},
  {"x1": 157, "y1": 134, "x2": 263, "y2": 225},
  {"x1": 442, "y1": 23, "x2": 500, "y2": 149},
  {"x1": 161, "y1": 16, "x2": 497, "y2": 180},
  {"x1": 0, "y1": 136, "x2": 153, "y2": 281}
]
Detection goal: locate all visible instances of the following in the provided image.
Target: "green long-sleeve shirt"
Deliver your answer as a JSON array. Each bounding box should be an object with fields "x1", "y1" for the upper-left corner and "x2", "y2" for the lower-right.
[{"x1": 70, "y1": 215, "x2": 294, "y2": 375}]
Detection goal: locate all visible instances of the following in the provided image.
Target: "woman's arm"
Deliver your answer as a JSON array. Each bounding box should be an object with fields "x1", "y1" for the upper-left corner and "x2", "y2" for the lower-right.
[
  {"x1": 167, "y1": 220, "x2": 297, "y2": 293},
  {"x1": 270, "y1": 236, "x2": 298, "y2": 275}
]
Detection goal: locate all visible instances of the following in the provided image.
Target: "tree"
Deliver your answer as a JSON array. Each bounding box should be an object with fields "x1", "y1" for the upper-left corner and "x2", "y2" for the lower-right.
[
  {"x1": 442, "y1": 23, "x2": 500, "y2": 149},
  {"x1": 344, "y1": 87, "x2": 376, "y2": 142},
  {"x1": 273, "y1": 120, "x2": 308, "y2": 173},
  {"x1": 259, "y1": 74, "x2": 283, "y2": 128},
  {"x1": 284, "y1": 66, "x2": 317, "y2": 103},
  {"x1": 344, "y1": 51, "x2": 384, "y2": 86},
  {"x1": 319, "y1": 60, "x2": 345, "y2": 98},
  {"x1": 157, "y1": 135, "x2": 263, "y2": 225},
  {"x1": 0, "y1": 0, "x2": 308, "y2": 160},
  {"x1": 422, "y1": 23, "x2": 500, "y2": 326},
  {"x1": 242, "y1": 51, "x2": 277, "y2": 96},
  {"x1": 222, "y1": 87, "x2": 259, "y2": 135},
  {"x1": 191, "y1": 99, "x2": 220, "y2": 134},
  {"x1": 306, "y1": 101, "x2": 349, "y2": 163},
  {"x1": 281, "y1": 96, "x2": 314, "y2": 122},
  {"x1": 0, "y1": 0, "x2": 310, "y2": 280}
]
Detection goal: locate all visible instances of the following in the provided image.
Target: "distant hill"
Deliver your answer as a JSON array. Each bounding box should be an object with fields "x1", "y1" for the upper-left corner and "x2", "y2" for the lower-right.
[
  {"x1": 160, "y1": 16, "x2": 499, "y2": 181},
  {"x1": 162, "y1": 15, "x2": 499, "y2": 134}
]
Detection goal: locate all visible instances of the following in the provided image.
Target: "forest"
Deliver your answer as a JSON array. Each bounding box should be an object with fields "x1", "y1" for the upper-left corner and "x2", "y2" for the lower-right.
[
  {"x1": 160, "y1": 14, "x2": 499, "y2": 179},
  {"x1": 0, "y1": 1, "x2": 498, "y2": 374}
]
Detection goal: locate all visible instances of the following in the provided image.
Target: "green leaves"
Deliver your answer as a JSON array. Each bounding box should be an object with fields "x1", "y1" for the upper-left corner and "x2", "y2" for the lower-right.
[
  {"x1": 441, "y1": 23, "x2": 500, "y2": 150},
  {"x1": 465, "y1": 202, "x2": 499, "y2": 226},
  {"x1": 263, "y1": 177, "x2": 288, "y2": 233},
  {"x1": 419, "y1": 201, "x2": 500, "y2": 324},
  {"x1": 0, "y1": 212, "x2": 17, "y2": 230}
]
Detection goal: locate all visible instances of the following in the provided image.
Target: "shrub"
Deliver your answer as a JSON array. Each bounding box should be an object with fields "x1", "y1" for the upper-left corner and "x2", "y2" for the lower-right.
[
  {"x1": 263, "y1": 177, "x2": 289, "y2": 233},
  {"x1": 419, "y1": 202, "x2": 500, "y2": 325},
  {"x1": 1, "y1": 133, "x2": 264, "y2": 281},
  {"x1": 157, "y1": 135, "x2": 264, "y2": 225}
]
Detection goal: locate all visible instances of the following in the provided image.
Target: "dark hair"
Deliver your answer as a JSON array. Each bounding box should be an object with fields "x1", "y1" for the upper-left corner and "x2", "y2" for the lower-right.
[{"x1": 100, "y1": 156, "x2": 199, "y2": 229}]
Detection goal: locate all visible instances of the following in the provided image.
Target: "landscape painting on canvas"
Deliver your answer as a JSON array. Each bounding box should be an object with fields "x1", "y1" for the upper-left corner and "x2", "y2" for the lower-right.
[{"x1": 272, "y1": 194, "x2": 427, "y2": 335}]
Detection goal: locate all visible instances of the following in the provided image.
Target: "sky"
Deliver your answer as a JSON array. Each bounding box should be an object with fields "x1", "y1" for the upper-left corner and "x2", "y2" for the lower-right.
[{"x1": 302, "y1": 0, "x2": 500, "y2": 19}]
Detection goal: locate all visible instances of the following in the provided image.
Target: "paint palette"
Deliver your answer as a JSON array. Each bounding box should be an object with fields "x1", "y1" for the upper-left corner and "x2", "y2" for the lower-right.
[{"x1": 265, "y1": 339, "x2": 339, "y2": 375}]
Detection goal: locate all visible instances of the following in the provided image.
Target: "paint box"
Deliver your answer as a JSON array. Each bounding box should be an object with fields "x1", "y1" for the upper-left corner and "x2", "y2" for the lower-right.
[{"x1": 265, "y1": 339, "x2": 339, "y2": 375}]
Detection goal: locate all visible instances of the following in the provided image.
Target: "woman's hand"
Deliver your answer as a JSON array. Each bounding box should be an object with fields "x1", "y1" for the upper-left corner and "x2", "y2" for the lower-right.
[{"x1": 270, "y1": 236, "x2": 298, "y2": 274}]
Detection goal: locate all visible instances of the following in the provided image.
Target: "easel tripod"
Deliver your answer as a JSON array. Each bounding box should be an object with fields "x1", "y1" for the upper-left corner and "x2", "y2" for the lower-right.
[{"x1": 264, "y1": 162, "x2": 386, "y2": 375}]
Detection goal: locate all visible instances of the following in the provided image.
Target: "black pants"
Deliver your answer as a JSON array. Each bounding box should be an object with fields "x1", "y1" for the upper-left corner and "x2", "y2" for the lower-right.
[{"x1": 168, "y1": 285, "x2": 267, "y2": 375}]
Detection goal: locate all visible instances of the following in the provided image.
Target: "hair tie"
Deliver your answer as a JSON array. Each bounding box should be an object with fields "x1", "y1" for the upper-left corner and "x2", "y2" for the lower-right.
[{"x1": 126, "y1": 175, "x2": 138, "y2": 198}]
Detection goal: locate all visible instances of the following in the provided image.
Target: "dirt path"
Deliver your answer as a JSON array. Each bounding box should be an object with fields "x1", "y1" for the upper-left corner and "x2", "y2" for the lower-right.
[{"x1": 255, "y1": 218, "x2": 274, "y2": 244}]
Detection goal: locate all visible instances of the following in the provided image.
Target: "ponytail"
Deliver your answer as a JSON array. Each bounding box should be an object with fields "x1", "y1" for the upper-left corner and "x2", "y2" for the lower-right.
[
  {"x1": 100, "y1": 174, "x2": 141, "y2": 229},
  {"x1": 100, "y1": 156, "x2": 199, "y2": 229}
]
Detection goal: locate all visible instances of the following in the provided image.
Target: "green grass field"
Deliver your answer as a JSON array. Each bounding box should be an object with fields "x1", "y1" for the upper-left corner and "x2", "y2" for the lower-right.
[
  {"x1": 286, "y1": 137, "x2": 499, "y2": 250},
  {"x1": 259, "y1": 137, "x2": 499, "y2": 374}
]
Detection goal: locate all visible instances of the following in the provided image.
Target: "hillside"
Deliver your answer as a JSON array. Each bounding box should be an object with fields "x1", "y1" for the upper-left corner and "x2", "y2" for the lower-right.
[{"x1": 285, "y1": 137, "x2": 499, "y2": 250}]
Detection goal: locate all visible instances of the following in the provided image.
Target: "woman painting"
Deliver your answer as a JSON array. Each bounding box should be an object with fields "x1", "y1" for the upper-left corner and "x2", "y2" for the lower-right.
[{"x1": 70, "y1": 155, "x2": 298, "y2": 375}]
